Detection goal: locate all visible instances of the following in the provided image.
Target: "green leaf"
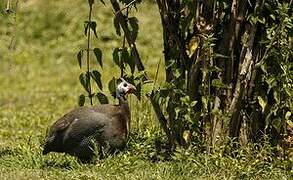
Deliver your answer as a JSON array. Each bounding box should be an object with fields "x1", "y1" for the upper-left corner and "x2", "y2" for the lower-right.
[
  {"x1": 190, "y1": 101, "x2": 197, "y2": 107},
  {"x1": 79, "y1": 73, "x2": 90, "y2": 93},
  {"x1": 287, "y1": 119, "x2": 293, "y2": 129},
  {"x1": 214, "y1": 53, "x2": 229, "y2": 59},
  {"x1": 134, "y1": 71, "x2": 146, "y2": 81},
  {"x1": 285, "y1": 111, "x2": 291, "y2": 120},
  {"x1": 212, "y1": 79, "x2": 226, "y2": 89},
  {"x1": 84, "y1": 21, "x2": 89, "y2": 36},
  {"x1": 166, "y1": 59, "x2": 175, "y2": 69},
  {"x1": 91, "y1": 70, "x2": 102, "y2": 90},
  {"x1": 133, "y1": 82, "x2": 141, "y2": 100},
  {"x1": 121, "y1": 47, "x2": 129, "y2": 64},
  {"x1": 129, "y1": 17, "x2": 139, "y2": 30},
  {"x1": 89, "y1": 21, "x2": 98, "y2": 38},
  {"x1": 201, "y1": 96, "x2": 208, "y2": 110},
  {"x1": 273, "y1": 91, "x2": 280, "y2": 104},
  {"x1": 128, "y1": 48, "x2": 136, "y2": 74},
  {"x1": 113, "y1": 17, "x2": 121, "y2": 36},
  {"x1": 174, "y1": 69, "x2": 181, "y2": 78},
  {"x1": 258, "y1": 96, "x2": 267, "y2": 112},
  {"x1": 78, "y1": 94, "x2": 85, "y2": 106},
  {"x1": 108, "y1": 77, "x2": 117, "y2": 98},
  {"x1": 188, "y1": 36, "x2": 199, "y2": 57},
  {"x1": 112, "y1": 48, "x2": 121, "y2": 66},
  {"x1": 159, "y1": 88, "x2": 169, "y2": 98},
  {"x1": 96, "y1": 92, "x2": 109, "y2": 104},
  {"x1": 77, "y1": 50, "x2": 83, "y2": 68},
  {"x1": 272, "y1": 118, "x2": 282, "y2": 133},
  {"x1": 151, "y1": 89, "x2": 160, "y2": 103},
  {"x1": 86, "y1": 71, "x2": 91, "y2": 87},
  {"x1": 128, "y1": 17, "x2": 139, "y2": 41},
  {"x1": 93, "y1": 48, "x2": 103, "y2": 68},
  {"x1": 208, "y1": 65, "x2": 222, "y2": 73},
  {"x1": 258, "y1": 17, "x2": 266, "y2": 24}
]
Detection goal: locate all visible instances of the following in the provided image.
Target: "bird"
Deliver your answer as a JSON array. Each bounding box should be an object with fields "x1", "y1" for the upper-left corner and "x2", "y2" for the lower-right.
[{"x1": 42, "y1": 78, "x2": 136, "y2": 162}]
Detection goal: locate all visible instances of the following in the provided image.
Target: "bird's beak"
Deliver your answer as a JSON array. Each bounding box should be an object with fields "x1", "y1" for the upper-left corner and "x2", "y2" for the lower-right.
[{"x1": 126, "y1": 84, "x2": 136, "y2": 94}]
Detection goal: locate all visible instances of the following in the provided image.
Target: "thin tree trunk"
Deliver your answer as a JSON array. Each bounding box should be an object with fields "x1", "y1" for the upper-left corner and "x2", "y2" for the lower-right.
[{"x1": 229, "y1": 0, "x2": 264, "y2": 141}]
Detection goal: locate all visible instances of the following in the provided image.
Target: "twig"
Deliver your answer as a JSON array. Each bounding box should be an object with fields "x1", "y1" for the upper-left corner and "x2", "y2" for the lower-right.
[
  {"x1": 114, "y1": 0, "x2": 138, "y2": 16},
  {"x1": 6, "y1": 0, "x2": 12, "y2": 13},
  {"x1": 87, "y1": 3, "x2": 93, "y2": 105},
  {"x1": 153, "y1": 58, "x2": 162, "y2": 89},
  {"x1": 149, "y1": 92, "x2": 172, "y2": 145},
  {"x1": 121, "y1": 7, "x2": 129, "y2": 78},
  {"x1": 110, "y1": 0, "x2": 145, "y2": 71}
]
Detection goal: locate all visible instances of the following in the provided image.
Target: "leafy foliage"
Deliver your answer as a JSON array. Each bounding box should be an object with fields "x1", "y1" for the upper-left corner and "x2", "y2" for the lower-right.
[
  {"x1": 76, "y1": 0, "x2": 147, "y2": 106},
  {"x1": 77, "y1": 1, "x2": 107, "y2": 105},
  {"x1": 253, "y1": 2, "x2": 293, "y2": 145},
  {"x1": 145, "y1": 0, "x2": 293, "y2": 153},
  {"x1": 76, "y1": 0, "x2": 293, "y2": 154}
]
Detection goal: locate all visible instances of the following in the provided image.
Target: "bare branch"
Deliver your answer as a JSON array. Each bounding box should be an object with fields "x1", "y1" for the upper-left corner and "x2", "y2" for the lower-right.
[
  {"x1": 149, "y1": 92, "x2": 172, "y2": 145},
  {"x1": 6, "y1": 0, "x2": 12, "y2": 13}
]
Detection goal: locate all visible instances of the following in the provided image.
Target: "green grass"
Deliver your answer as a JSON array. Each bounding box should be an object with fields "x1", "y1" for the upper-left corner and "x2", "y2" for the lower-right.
[{"x1": 0, "y1": 0, "x2": 292, "y2": 179}]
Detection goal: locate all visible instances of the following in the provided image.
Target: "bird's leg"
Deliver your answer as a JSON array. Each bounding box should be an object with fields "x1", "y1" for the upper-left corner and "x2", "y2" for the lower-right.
[{"x1": 98, "y1": 145, "x2": 104, "y2": 159}]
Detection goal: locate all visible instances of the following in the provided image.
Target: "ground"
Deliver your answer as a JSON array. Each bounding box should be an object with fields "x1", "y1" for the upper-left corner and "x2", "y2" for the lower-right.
[{"x1": 0, "y1": 0, "x2": 292, "y2": 179}]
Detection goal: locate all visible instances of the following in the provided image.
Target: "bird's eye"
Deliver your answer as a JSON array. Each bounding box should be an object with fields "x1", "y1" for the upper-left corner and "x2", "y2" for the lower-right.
[{"x1": 123, "y1": 83, "x2": 128, "y2": 87}]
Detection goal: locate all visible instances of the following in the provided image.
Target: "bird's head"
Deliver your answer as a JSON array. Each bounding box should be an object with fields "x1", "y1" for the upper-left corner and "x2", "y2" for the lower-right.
[{"x1": 116, "y1": 78, "x2": 136, "y2": 99}]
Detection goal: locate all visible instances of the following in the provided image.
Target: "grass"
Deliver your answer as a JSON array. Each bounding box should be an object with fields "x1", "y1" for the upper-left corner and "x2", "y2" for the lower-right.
[{"x1": 0, "y1": 0, "x2": 292, "y2": 179}]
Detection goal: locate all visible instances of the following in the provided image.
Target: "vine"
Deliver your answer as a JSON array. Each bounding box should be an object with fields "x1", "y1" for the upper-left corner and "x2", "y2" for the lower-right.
[
  {"x1": 77, "y1": 0, "x2": 104, "y2": 106},
  {"x1": 77, "y1": 0, "x2": 144, "y2": 106},
  {"x1": 110, "y1": 0, "x2": 144, "y2": 100}
]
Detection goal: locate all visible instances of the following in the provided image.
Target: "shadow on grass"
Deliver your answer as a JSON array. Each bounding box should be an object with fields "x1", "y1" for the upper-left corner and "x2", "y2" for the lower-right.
[
  {"x1": 0, "y1": 147, "x2": 22, "y2": 158},
  {"x1": 0, "y1": 149, "x2": 14, "y2": 157},
  {"x1": 126, "y1": 134, "x2": 173, "y2": 162},
  {"x1": 41, "y1": 159, "x2": 78, "y2": 169},
  {"x1": 39, "y1": 153, "x2": 84, "y2": 169}
]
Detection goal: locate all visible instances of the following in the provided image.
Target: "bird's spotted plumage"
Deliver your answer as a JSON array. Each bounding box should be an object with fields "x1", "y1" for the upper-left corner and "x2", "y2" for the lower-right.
[{"x1": 43, "y1": 79, "x2": 136, "y2": 162}]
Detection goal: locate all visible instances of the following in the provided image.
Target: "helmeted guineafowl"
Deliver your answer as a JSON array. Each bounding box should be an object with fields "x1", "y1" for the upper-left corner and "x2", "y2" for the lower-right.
[{"x1": 42, "y1": 78, "x2": 136, "y2": 162}]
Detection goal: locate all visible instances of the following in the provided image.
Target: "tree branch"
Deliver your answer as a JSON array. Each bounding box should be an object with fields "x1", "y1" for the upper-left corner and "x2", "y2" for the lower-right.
[
  {"x1": 149, "y1": 91, "x2": 172, "y2": 145},
  {"x1": 114, "y1": 0, "x2": 138, "y2": 16},
  {"x1": 110, "y1": 0, "x2": 145, "y2": 71}
]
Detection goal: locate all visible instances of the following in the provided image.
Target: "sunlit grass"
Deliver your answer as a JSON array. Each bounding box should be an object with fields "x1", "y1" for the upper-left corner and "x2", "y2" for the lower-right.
[{"x1": 0, "y1": 0, "x2": 292, "y2": 179}]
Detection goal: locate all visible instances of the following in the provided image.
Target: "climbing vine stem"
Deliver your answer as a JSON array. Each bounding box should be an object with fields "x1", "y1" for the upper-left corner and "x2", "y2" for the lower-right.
[
  {"x1": 77, "y1": 0, "x2": 105, "y2": 106},
  {"x1": 87, "y1": 0, "x2": 93, "y2": 105}
]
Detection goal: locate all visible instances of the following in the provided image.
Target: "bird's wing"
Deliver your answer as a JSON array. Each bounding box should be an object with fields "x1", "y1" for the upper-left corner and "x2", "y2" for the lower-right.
[
  {"x1": 61, "y1": 112, "x2": 109, "y2": 146},
  {"x1": 44, "y1": 107, "x2": 88, "y2": 143},
  {"x1": 51, "y1": 113, "x2": 74, "y2": 132}
]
